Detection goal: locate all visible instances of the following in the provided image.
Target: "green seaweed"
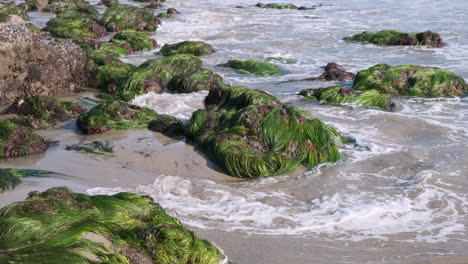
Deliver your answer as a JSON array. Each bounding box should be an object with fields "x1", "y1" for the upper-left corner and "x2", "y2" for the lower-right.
[
  {"x1": 0, "y1": 169, "x2": 54, "y2": 192},
  {"x1": 0, "y1": 187, "x2": 224, "y2": 263},
  {"x1": 160, "y1": 41, "x2": 214, "y2": 57},
  {"x1": 66, "y1": 140, "x2": 114, "y2": 155},
  {"x1": 113, "y1": 29, "x2": 156, "y2": 51},
  {"x1": 77, "y1": 100, "x2": 159, "y2": 134},
  {"x1": 223, "y1": 59, "x2": 282, "y2": 76},
  {"x1": 185, "y1": 85, "x2": 345, "y2": 179},
  {"x1": 148, "y1": 115, "x2": 184, "y2": 137},
  {"x1": 0, "y1": 120, "x2": 47, "y2": 159},
  {"x1": 46, "y1": 12, "x2": 103, "y2": 40},
  {"x1": 168, "y1": 68, "x2": 223, "y2": 93},
  {"x1": 353, "y1": 64, "x2": 468, "y2": 97},
  {"x1": 0, "y1": 2, "x2": 29, "y2": 20},
  {"x1": 344, "y1": 30, "x2": 444, "y2": 47},
  {"x1": 101, "y1": 4, "x2": 158, "y2": 32}
]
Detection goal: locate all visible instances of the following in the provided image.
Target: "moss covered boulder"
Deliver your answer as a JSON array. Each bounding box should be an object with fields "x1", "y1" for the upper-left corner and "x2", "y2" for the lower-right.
[
  {"x1": 299, "y1": 86, "x2": 396, "y2": 111},
  {"x1": 5, "y1": 96, "x2": 85, "y2": 127},
  {"x1": 160, "y1": 41, "x2": 214, "y2": 56},
  {"x1": 0, "y1": 187, "x2": 225, "y2": 263},
  {"x1": 113, "y1": 29, "x2": 158, "y2": 51},
  {"x1": 93, "y1": 61, "x2": 136, "y2": 93},
  {"x1": 344, "y1": 30, "x2": 445, "y2": 47},
  {"x1": 101, "y1": 4, "x2": 159, "y2": 32},
  {"x1": 185, "y1": 85, "x2": 345, "y2": 179},
  {"x1": 0, "y1": 168, "x2": 53, "y2": 192},
  {"x1": 168, "y1": 68, "x2": 223, "y2": 93},
  {"x1": 120, "y1": 54, "x2": 203, "y2": 99},
  {"x1": 46, "y1": 11, "x2": 107, "y2": 41},
  {"x1": 353, "y1": 64, "x2": 467, "y2": 97},
  {"x1": 0, "y1": 120, "x2": 47, "y2": 159},
  {"x1": 255, "y1": 3, "x2": 314, "y2": 10},
  {"x1": 43, "y1": 0, "x2": 99, "y2": 16},
  {"x1": 148, "y1": 114, "x2": 184, "y2": 137},
  {"x1": 0, "y1": 3, "x2": 29, "y2": 20},
  {"x1": 223, "y1": 59, "x2": 282, "y2": 76},
  {"x1": 156, "y1": 8, "x2": 180, "y2": 18},
  {"x1": 77, "y1": 100, "x2": 159, "y2": 134}
]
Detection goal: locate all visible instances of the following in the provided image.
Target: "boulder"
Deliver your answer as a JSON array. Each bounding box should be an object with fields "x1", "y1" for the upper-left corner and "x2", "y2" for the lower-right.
[
  {"x1": 46, "y1": 11, "x2": 107, "y2": 41},
  {"x1": 160, "y1": 40, "x2": 214, "y2": 56},
  {"x1": 156, "y1": 8, "x2": 179, "y2": 18},
  {"x1": 168, "y1": 68, "x2": 223, "y2": 93},
  {"x1": 222, "y1": 59, "x2": 282, "y2": 76},
  {"x1": 185, "y1": 85, "x2": 345, "y2": 179},
  {"x1": 344, "y1": 30, "x2": 445, "y2": 47},
  {"x1": 101, "y1": 4, "x2": 159, "y2": 32},
  {"x1": 353, "y1": 64, "x2": 467, "y2": 97},
  {"x1": 0, "y1": 120, "x2": 47, "y2": 159},
  {"x1": 113, "y1": 29, "x2": 157, "y2": 51},
  {"x1": 148, "y1": 114, "x2": 184, "y2": 136},
  {"x1": 0, "y1": 3, "x2": 29, "y2": 21},
  {"x1": 308, "y1": 62, "x2": 355, "y2": 81},
  {"x1": 0, "y1": 187, "x2": 224, "y2": 263},
  {"x1": 0, "y1": 20, "x2": 90, "y2": 104}
]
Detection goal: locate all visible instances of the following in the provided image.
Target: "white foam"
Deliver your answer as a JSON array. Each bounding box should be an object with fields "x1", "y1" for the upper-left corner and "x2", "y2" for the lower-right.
[{"x1": 130, "y1": 91, "x2": 208, "y2": 121}]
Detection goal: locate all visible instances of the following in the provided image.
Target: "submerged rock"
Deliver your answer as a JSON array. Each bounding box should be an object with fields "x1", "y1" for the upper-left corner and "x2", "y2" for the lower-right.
[
  {"x1": 156, "y1": 8, "x2": 180, "y2": 18},
  {"x1": 308, "y1": 62, "x2": 355, "y2": 81},
  {"x1": 353, "y1": 64, "x2": 467, "y2": 97},
  {"x1": 0, "y1": 2, "x2": 29, "y2": 21},
  {"x1": 344, "y1": 30, "x2": 445, "y2": 47},
  {"x1": 299, "y1": 86, "x2": 396, "y2": 111},
  {"x1": 222, "y1": 59, "x2": 282, "y2": 76},
  {"x1": 0, "y1": 20, "x2": 90, "y2": 104},
  {"x1": 4, "y1": 95, "x2": 85, "y2": 127},
  {"x1": 0, "y1": 120, "x2": 47, "y2": 159},
  {"x1": 185, "y1": 85, "x2": 345, "y2": 179},
  {"x1": 119, "y1": 54, "x2": 203, "y2": 99},
  {"x1": 255, "y1": 3, "x2": 314, "y2": 10},
  {"x1": 0, "y1": 187, "x2": 225, "y2": 263},
  {"x1": 160, "y1": 40, "x2": 214, "y2": 56},
  {"x1": 148, "y1": 114, "x2": 184, "y2": 137},
  {"x1": 101, "y1": 4, "x2": 159, "y2": 32},
  {"x1": 0, "y1": 168, "x2": 53, "y2": 192},
  {"x1": 77, "y1": 100, "x2": 159, "y2": 134}
]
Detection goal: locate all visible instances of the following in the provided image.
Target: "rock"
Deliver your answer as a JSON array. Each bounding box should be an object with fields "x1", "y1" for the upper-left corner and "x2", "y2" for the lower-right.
[
  {"x1": 42, "y1": 0, "x2": 98, "y2": 15},
  {"x1": 308, "y1": 62, "x2": 355, "y2": 81},
  {"x1": 156, "y1": 8, "x2": 179, "y2": 18},
  {"x1": 255, "y1": 3, "x2": 314, "y2": 10},
  {"x1": 93, "y1": 61, "x2": 136, "y2": 93},
  {"x1": 299, "y1": 86, "x2": 396, "y2": 111},
  {"x1": 185, "y1": 85, "x2": 346, "y2": 179},
  {"x1": 101, "y1": 4, "x2": 159, "y2": 32},
  {"x1": 0, "y1": 21, "x2": 90, "y2": 104},
  {"x1": 148, "y1": 114, "x2": 184, "y2": 136},
  {"x1": 119, "y1": 54, "x2": 203, "y2": 100},
  {"x1": 0, "y1": 3, "x2": 29, "y2": 21},
  {"x1": 4, "y1": 95, "x2": 85, "y2": 127},
  {"x1": 77, "y1": 100, "x2": 159, "y2": 134},
  {"x1": 145, "y1": 1, "x2": 163, "y2": 9},
  {"x1": 25, "y1": 0, "x2": 49, "y2": 11},
  {"x1": 113, "y1": 29, "x2": 157, "y2": 51},
  {"x1": 98, "y1": 0, "x2": 118, "y2": 7},
  {"x1": 344, "y1": 30, "x2": 445, "y2": 47},
  {"x1": 168, "y1": 68, "x2": 223, "y2": 93},
  {"x1": 160, "y1": 40, "x2": 214, "y2": 56},
  {"x1": 353, "y1": 64, "x2": 467, "y2": 97},
  {"x1": 222, "y1": 59, "x2": 282, "y2": 76},
  {"x1": 0, "y1": 187, "x2": 224, "y2": 263},
  {"x1": 0, "y1": 168, "x2": 53, "y2": 192},
  {"x1": 0, "y1": 120, "x2": 48, "y2": 159},
  {"x1": 46, "y1": 12, "x2": 107, "y2": 41},
  {"x1": 0, "y1": 14, "x2": 24, "y2": 25}
]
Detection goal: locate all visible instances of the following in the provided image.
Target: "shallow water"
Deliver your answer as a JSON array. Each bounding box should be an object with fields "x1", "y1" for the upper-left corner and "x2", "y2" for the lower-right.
[{"x1": 2, "y1": 0, "x2": 468, "y2": 263}]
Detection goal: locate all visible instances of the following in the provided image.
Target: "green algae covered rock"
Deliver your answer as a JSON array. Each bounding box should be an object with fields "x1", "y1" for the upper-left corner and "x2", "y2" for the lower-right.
[
  {"x1": 353, "y1": 64, "x2": 468, "y2": 97},
  {"x1": 120, "y1": 54, "x2": 203, "y2": 99},
  {"x1": 299, "y1": 86, "x2": 396, "y2": 111},
  {"x1": 255, "y1": 3, "x2": 314, "y2": 10},
  {"x1": 168, "y1": 68, "x2": 223, "y2": 93},
  {"x1": 46, "y1": 12, "x2": 107, "y2": 41},
  {"x1": 101, "y1": 4, "x2": 159, "y2": 32},
  {"x1": 148, "y1": 114, "x2": 184, "y2": 137},
  {"x1": 344, "y1": 30, "x2": 445, "y2": 47},
  {"x1": 185, "y1": 85, "x2": 345, "y2": 179},
  {"x1": 0, "y1": 168, "x2": 53, "y2": 192},
  {"x1": 156, "y1": 8, "x2": 180, "y2": 19},
  {"x1": 223, "y1": 59, "x2": 282, "y2": 76},
  {"x1": 42, "y1": 0, "x2": 99, "y2": 15},
  {"x1": 5, "y1": 95, "x2": 85, "y2": 127},
  {"x1": 77, "y1": 100, "x2": 159, "y2": 134},
  {"x1": 0, "y1": 120, "x2": 47, "y2": 159},
  {"x1": 0, "y1": 3, "x2": 29, "y2": 20},
  {"x1": 113, "y1": 29, "x2": 157, "y2": 51},
  {"x1": 0, "y1": 187, "x2": 225, "y2": 263},
  {"x1": 160, "y1": 41, "x2": 214, "y2": 56},
  {"x1": 93, "y1": 61, "x2": 136, "y2": 93}
]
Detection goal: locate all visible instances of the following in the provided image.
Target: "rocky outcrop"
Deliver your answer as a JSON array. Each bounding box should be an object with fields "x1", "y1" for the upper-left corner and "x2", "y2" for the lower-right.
[
  {"x1": 344, "y1": 30, "x2": 445, "y2": 47},
  {"x1": 308, "y1": 62, "x2": 355, "y2": 81},
  {"x1": 185, "y1": 85, "x2": 346, "y2": 179},
  {"x1": 0, "y1": 18, "x2": 89, "y2": 105},
  {"x1": 0, "y1": 187, "x2": 225, "y2": 263}
]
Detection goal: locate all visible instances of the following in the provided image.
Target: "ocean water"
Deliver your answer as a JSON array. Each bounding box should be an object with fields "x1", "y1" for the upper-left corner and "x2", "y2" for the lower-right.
[
  {"x1": 4, "y1": 0, "x2": 468, "y2": 263},
  {"x1": 101, "y1": 0, "x2": 468, "y2": 262}
]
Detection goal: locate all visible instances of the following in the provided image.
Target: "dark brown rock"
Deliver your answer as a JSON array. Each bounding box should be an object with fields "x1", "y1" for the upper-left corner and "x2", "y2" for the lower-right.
[{"x1": 308, "y1": 62, "x2": 355, "y2": 82}]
